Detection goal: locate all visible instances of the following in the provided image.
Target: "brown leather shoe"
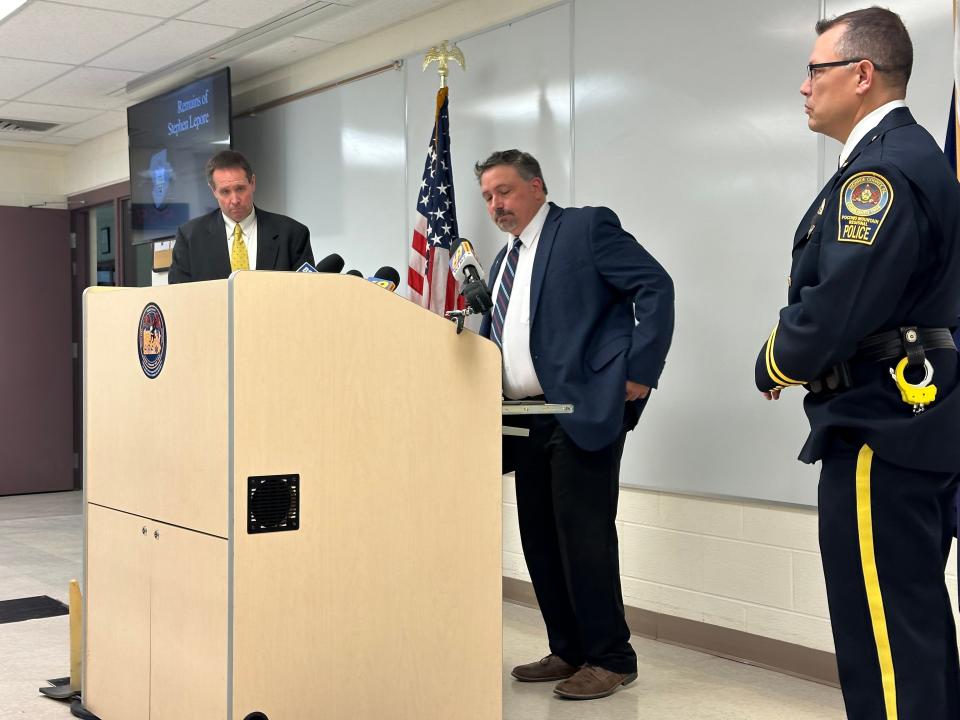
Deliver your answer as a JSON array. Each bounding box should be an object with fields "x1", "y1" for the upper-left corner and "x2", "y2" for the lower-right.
[
  {"x1": 511, "y1": 654, "x2": 579, "y2": 682},
  {"x1": 553, "y1": 664, "x2": 638, "y2": 700}
]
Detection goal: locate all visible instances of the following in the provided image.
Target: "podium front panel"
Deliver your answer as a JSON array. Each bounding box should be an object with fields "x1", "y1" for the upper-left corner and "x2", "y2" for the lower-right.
[{"x1": 84, "y1": 281, "x2": 229, "y2": 538}]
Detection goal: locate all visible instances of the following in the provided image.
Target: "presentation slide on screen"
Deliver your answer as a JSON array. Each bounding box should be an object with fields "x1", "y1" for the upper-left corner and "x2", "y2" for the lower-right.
[{"x1": 128, "y1": 70, "x2": 231, "y2": 245}]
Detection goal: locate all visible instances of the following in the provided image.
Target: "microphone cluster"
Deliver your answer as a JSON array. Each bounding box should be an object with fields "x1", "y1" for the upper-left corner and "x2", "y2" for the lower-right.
[{"x1": 296, "y1": 253, "x2": 400, "y2": 293}]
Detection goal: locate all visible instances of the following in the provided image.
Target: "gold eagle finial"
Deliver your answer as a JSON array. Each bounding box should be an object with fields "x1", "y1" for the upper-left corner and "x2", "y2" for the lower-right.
[{"x1": 422, "y1": 41, "x2": 465, "y2": 88}]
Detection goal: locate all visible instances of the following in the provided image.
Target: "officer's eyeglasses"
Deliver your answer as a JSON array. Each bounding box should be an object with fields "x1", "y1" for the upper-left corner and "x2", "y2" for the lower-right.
[{"x1": 807, "y1": 58, "x2": 883, "y2": 80}]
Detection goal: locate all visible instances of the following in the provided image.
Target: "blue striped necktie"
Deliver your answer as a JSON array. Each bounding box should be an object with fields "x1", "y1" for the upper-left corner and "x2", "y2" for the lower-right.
[{"x1": 491, "y1": 237, "x2": 522, "y2": 349}]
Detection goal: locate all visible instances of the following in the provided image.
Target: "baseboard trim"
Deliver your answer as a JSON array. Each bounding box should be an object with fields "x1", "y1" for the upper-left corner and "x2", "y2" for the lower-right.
[{"x1": 502, "y1": 576, "x2": 839, "y2": 688}]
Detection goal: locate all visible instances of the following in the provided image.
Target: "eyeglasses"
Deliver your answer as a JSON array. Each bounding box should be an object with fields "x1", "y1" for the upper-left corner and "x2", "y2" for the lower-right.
[{"x1": 807, "y1": 58, "x2": 885, "y2": 80}]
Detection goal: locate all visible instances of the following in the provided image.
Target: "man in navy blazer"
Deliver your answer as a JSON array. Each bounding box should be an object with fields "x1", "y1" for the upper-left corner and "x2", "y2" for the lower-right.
[
  {"x1": 476, "y1": 150, "x2": 674, "y2": 700},
  {"x1": 168, "y1": 150, "x2": 313, "y2": 284}
]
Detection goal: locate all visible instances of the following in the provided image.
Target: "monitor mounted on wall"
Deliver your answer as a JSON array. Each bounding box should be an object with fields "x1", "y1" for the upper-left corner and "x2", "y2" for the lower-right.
[{"x1": 127, "y1": 68, "x2": 232, "y2": 246}]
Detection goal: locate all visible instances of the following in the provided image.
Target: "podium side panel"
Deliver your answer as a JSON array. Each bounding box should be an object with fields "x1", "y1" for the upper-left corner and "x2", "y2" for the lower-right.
[
  {"x1": 229, "y1": 273, "x2": 503, "y2": 720},
  {"x1": 84, "y1": 282, "x2": 229, "y2": 537}
]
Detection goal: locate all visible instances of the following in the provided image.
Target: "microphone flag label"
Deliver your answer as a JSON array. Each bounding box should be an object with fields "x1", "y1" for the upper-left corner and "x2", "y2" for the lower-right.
[
  {"x1": 450, "y1": 240, "x2": 472, "y2": 275},
  {"x1": 138, "y1": 302, "x2": 167, "y2": 379},
  {"x1": 296, "y1": 261, "x2": 319, "y2": 273},
  {"x1": 368, "y1": 277, "x2": 398, "y2": 291}
]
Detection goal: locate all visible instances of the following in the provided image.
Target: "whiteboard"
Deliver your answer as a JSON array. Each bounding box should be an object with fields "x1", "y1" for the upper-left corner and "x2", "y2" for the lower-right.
[
  {"x1": 227, "y1": 0, "x2": 954, "y2": 506},
  {"x1": 233, "y1": 67, "x2": 408, "y2": 280}
]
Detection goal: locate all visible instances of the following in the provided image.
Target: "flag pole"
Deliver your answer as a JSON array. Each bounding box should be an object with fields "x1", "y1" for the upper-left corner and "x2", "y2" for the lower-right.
[
  {"x1": 422, "y1": 40, "x2": 465, "y2": 89},
  {"x1": 406, "y1": 41, "x2": 467, "y2": 314}
]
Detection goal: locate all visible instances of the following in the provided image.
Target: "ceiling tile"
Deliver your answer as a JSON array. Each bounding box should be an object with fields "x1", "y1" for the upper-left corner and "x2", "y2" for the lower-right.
[
  {"x1": 296, "y1": 0, "x2": 450, "y2": 43},
  {"x1": 229, "y1": 35, "x2": 334, "y2": 82},
  {"x1": 24, "y1": 134, "x2": 86, "y2": 145},
  {"x1": 52, "y1": 110, "x2": 126, "y2": 139},
  {"x1": 91, "y1": 19, "x2": 238, "y2": 72},
  {"x1": 0, "y1": 1, "x2": 163, "y2": 64},
  {"x1": 51, "y1": 0, "x2": 205, "y2": 17},
  {"x1": 0, "y1": 58, "x2": 73, "y2": 101},
  {"x1": 0, "y1": 101, "x2": 101, "y2": 124},
  {"x1": 179, "y1": 0, "x2": 318, "y2": 29},
  {"x1": 20, "y1": 67, "x2": 143, "y2": 109}
]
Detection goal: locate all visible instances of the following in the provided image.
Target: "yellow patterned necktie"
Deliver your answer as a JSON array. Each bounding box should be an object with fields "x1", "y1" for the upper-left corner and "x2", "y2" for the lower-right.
[{"x1": 230, "y1": 222, "x2": 249, "y2": 271}]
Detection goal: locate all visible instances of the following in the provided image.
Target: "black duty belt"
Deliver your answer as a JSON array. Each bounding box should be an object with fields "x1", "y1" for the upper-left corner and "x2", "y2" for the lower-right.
[
  {"x1": 855, "y1": 327, "x2": 956, "y2": 363},
  {"x1": 807, "y1": 326, "x2": 956, "y2": 395}
]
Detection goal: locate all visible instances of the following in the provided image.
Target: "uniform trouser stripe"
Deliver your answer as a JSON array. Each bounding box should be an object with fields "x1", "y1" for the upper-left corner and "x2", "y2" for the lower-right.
[{"x1": 855, "y1": 444, "x2": 898, "y2": 720}]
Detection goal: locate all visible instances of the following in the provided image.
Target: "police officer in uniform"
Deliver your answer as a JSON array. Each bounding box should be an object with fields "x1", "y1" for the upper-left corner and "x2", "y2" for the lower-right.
[{"x1": 756, "y1": 8, "x2": 960, "y2": 719}]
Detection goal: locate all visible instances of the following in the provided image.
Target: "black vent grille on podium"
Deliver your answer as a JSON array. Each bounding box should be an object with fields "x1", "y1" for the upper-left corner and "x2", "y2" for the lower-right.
[{"x1": 247, "y1": 474, "x2": 299, "y2": 534}]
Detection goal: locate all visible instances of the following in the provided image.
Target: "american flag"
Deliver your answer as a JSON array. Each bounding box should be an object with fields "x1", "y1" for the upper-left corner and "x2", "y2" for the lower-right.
[{"x1": 408, "y1": 87, "x2": 463, "y2": 313}]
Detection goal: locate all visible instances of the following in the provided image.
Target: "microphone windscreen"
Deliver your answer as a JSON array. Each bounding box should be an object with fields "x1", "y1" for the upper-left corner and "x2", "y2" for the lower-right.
[
  {"x1": 345, "y1": 269, "x2": 363, "y2": 277},
  {"x1": 374, "y1": 266, "x2": 401, "y2": 285},
  {"x1": 314, "y1": 253, "x2": 345, "y2": 273}
]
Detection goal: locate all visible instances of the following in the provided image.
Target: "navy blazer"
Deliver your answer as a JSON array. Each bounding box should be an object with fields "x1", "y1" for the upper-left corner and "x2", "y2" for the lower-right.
[
  {"x1": 168, "y1": 207, "x2": 314, "y2": 284},
  {"x1": 481, "y1": 202, "x2": 675, "y2": 451},
  {"x1": 755, "y1": 108, "x2": 960, "y2": 471}
]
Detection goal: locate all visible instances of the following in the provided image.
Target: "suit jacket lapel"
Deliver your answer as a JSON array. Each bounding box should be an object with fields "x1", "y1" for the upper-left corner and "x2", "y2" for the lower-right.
[
  {"x1": 208, "y1": 211, "x2": 232, "y2": 278},
  {"x1": 487, "y1": 245, "x2": 508, "y2": 292},
  {"x1": 529, "y1": 203, "x2": 562, "y2": 323},
  {"x1": 254, "y1": 208, "x2": 280, "y2": 270}
]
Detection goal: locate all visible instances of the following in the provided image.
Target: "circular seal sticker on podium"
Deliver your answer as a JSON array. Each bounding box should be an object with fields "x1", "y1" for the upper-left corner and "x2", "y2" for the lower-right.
[{"x1": 138, "y1": 302, "x2": 167, "y2": 379}]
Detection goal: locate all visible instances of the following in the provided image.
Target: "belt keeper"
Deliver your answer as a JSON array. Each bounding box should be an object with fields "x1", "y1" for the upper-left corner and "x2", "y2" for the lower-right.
[{"x1": 900, "y1": 326, "x2": 926, "y2": 368}]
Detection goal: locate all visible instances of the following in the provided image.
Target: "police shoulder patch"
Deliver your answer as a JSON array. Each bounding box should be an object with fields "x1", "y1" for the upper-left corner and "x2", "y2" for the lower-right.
[{"x1": 837, "y1": 171, "x2": 893, "y2": 246}]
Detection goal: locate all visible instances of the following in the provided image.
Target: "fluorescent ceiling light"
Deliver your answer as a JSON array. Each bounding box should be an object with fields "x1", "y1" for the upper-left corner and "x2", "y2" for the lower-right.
[{"x1": 0, "y1": 0, "x2": 27, "y2": 24}]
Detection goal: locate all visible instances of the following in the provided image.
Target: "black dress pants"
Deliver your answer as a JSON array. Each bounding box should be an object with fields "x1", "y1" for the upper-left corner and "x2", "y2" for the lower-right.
[
  {"x1": 819, "y1": 439, "x2": 960, "y2": 719},
  {"x1": 505, "y1": 408, "x2": 637, "y2": 674}
]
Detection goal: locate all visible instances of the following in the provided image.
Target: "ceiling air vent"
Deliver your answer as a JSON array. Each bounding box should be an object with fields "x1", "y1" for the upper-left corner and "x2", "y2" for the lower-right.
[{"x1": 0, "y1": 118, "x2": 59, "y2": 133}]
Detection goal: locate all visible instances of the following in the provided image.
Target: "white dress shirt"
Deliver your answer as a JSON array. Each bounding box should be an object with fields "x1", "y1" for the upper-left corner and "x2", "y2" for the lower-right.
[
  {"x1": 223, "y1": 210, "x2": 258, "y2": 269},
  {"x1": 491, "y1": 201, "x2": 551, "y2": 399},
  {"x1": 838, "y1": 99, "x2": 907, "y2": 167}
]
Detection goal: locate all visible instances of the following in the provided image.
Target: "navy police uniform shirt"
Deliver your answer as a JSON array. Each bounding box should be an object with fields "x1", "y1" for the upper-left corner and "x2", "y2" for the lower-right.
[{"x1": 755, "y1": 107, "x2": 960, "y2": 472}]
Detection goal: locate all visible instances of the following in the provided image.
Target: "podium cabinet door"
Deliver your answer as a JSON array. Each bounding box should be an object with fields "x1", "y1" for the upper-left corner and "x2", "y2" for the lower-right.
[
  {"x1": 85, "y1": 504, "x2": 152, "y2": 720},
  {"x1": 149, "y1": 522, "x2": 228, "y2": 720}
]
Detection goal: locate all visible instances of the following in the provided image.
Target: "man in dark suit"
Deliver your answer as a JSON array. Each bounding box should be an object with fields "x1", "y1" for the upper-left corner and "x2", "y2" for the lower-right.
[
  {"x1": 168, "y1": 150, "x2": 313, "y2": 283},
  {"x1": 475, "y1": 150, "x2": 674, "y2": 700},
  {"x1": 756, "y1": 9, "x2": 960, "y2": 718}
]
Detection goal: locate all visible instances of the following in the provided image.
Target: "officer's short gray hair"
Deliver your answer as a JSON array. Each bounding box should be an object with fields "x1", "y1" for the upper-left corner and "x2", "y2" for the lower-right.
[{"x1": 816, "y1": 7, "x2": 912, "y2": 91}]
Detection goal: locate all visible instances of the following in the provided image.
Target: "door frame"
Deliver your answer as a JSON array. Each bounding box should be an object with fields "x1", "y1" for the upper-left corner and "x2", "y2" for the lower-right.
[{"x1": 68, "y1": 181, "x2": 130, "y2": 489}]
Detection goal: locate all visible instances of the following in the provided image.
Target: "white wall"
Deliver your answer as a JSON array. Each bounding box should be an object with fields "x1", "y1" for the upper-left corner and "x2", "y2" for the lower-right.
[
  {"x1": 62, "y1": 128, "x2": 129, "y2": 198},
  {"x1": 504, "y1": 479, "x2": 960, "y2": 654},
  {"x1": 0, "y1": 145, "x2": 66, "y2": 207}
]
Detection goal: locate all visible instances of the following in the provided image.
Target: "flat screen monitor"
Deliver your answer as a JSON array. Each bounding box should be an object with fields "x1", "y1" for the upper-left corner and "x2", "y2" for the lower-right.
[{"x1": 127, "y1": 68, "x2": 232, "y2": 245}]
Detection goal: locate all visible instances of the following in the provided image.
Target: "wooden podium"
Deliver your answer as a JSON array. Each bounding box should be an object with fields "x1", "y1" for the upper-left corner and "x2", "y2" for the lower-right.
[{"x1": 82, "y1": 272, "x2": 503, "y2": 720}]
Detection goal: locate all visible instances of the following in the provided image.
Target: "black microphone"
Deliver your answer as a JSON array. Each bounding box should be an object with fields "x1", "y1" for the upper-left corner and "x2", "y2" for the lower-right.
[
  {"x1": 314, "y1": 253, "x2": 345, "y2": 273},
  {"x1": 449, "y1": 238, "x2": 493, "y2": 314},
  {"x1": 345, "y1": 269, "x2": 363, "y2": 277},
  {"x1": 368, "y1": 266, "x2": 400, "y2": 292}
]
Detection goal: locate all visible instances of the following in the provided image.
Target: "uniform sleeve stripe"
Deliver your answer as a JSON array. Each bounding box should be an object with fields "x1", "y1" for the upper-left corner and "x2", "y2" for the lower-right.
[{"x1": 766, "y1": 324, "x2": 805, "y2": 386}]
